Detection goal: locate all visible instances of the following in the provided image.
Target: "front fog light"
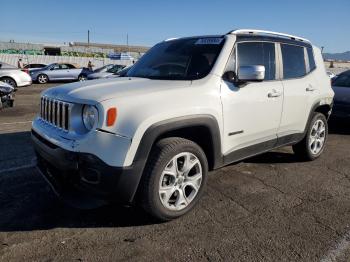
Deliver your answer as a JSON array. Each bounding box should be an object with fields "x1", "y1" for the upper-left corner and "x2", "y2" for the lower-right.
[{"x1": 82, "y1": 105, "x2": 98, "y2": 130}]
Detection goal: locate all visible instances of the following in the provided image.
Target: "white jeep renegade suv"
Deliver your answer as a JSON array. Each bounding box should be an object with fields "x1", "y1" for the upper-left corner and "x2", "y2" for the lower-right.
[{"x1": 32, "y1": 29, "x2": 334, "y2": 221}]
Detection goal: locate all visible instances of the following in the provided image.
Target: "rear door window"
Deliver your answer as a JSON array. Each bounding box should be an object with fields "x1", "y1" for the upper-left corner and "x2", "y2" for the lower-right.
[
  {"x1": 237, "y1": 42, "x2": 276, "y2": 80},
  {"x1": 59, "y1": 64, "x2": 70, "y2": 70},
  {"x1": 281, "y1": 44, "x2": 306, "y2": 79}
]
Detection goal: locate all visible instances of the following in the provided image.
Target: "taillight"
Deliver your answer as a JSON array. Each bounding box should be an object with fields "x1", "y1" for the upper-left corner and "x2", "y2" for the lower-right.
[{"x1": 22, "y1": 69, "x2": 29, "y2": 74}]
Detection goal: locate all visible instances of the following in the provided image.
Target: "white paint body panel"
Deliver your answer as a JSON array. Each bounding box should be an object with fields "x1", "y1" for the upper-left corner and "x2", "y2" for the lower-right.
[{"x1": 221, "y1": 79, "x2": 284, "y2": 154}]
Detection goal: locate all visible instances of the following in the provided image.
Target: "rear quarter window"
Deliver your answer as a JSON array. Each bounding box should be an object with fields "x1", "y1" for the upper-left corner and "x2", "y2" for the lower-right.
[
  {"x1": 307, "y1": 47, "x2": 316, "y2": 71},
  {"x1": 281, "y1": 44, "x2": 306, "y2": 79}
]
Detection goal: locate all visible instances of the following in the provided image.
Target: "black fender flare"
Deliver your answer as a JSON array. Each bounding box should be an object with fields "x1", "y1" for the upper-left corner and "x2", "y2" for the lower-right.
[
  {"x1": 118, "y1": 114, "x2": 223, "y2": 203},
  {"x1": 301, "y1": 99, "x2": 333, "y2": 139}
]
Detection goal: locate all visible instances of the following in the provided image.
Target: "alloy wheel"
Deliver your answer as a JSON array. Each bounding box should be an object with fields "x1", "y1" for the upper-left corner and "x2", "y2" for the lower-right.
[
  {"x1": 38, "y1": 75, "x2": 48, "y2": 84},
  {"x1": 159, "y1": 152, "x2": 202, "y2": 211},
  {"x1": 2, "y1": 78, "x2": 16, "y2": 87},
  {"x1": 309, "y1": 119, "x2": 326, "y2": 155}
]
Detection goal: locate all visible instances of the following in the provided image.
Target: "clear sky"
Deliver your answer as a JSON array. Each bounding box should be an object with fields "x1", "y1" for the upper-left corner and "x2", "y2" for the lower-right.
[{"x1": 1, "y1": 0, "x2": 349, "y2": 53}]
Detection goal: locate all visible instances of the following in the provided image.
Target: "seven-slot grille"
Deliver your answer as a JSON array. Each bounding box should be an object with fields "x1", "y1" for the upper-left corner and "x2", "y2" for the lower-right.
[{"x1": 40, "y1": 97, "x2": 71, "y2": 131}]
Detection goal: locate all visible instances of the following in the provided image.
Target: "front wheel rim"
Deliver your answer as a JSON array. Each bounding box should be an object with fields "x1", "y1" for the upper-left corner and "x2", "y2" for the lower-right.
[
  {"x1": 38, "y1": 75, "x2": 47, "y2": 83},
  {"x1": 158, "y1": 152, "x2": 202, "y2": 211},
  {"x1": 309, "y1": 119, "x2": 326, "y2": 155},
  {"x1": 3, "y1": 78, "x2": 15, "y2": 86}
]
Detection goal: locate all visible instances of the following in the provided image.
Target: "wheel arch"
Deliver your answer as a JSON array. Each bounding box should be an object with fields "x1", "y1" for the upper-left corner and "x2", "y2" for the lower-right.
[
  {"x1": 122, "y1": 115, "x2": 223, "y2": 203},
  {"x1": 0, "y1": 76, "x2": 17, "y2": 87},
  {"x1": 135, "y1": 115, "x2": 223, "y2": 171},
  {"x1": 314, "y1": 104, "x2": 332, "y2": 119},
  {"x1": 303, "y1": 99, "x2": 333, "y2": 137}
]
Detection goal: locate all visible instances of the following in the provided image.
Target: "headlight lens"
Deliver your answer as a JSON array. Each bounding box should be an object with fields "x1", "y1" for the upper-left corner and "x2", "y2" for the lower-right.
[{"x1": 82, "y1": 105, "x2": 98, "y2": 130}]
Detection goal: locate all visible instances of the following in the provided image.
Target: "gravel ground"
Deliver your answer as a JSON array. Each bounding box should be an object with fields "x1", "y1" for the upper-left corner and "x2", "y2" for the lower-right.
[{"x1": 0, "y1": 83, "x2": 350, "y2": 261}]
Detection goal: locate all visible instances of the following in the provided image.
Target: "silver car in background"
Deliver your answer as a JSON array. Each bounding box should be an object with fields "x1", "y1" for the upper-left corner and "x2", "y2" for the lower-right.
[
  {"x1": 30, "y1": 63, "x2": 93, "y2": 84},
  {"x1": 87, "y1": 64, "x2": 125, "y2": 80},
  {"x1": 0, "y1": 62, "x2": 32, "y2": 87},
  {"x1": 23, "y1": 63, "x2": 47, "y2": 72}
]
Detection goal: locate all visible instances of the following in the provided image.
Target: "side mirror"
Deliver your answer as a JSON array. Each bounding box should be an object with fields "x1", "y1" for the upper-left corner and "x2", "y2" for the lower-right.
[{"x1": 237, "y1": 65, "x2": 265, "y2": 82}]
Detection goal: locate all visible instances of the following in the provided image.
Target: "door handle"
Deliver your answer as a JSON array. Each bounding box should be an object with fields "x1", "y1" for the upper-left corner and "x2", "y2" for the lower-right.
[
  {"x1": 306, "y1": 85, "x2": 316, "y2": 92},
  {"x1": 268, "y1": 90, "x2": 282, "y2": 98}
]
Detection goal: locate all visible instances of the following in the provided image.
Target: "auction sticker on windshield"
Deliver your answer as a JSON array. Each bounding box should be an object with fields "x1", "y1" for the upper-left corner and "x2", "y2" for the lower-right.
[{"x1": 195, "y1": 38, "x2": 223, "y2": 45}]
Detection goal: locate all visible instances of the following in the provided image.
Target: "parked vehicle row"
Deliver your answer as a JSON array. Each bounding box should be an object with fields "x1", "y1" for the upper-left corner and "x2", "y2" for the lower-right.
[
  {"x1": 0, "y1": 61, "x2": 128, "y2": 109},
  {"x1": 30, "y1": 63, "x2": 93, "y2": 83},
  {"x1": 0, "y1": 61, "x2": 128, "y2": 86}
]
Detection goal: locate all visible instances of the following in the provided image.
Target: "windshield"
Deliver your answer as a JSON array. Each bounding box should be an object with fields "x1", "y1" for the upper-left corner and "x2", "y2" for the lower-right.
[{"x1": 126, "y1": 37, "x2": 225, "y2": 80}]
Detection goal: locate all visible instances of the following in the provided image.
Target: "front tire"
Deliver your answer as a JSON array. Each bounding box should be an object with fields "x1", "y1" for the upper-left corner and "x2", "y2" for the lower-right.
[
  {"x1": 37, "y1": 74, "x2": 48, "y2": 84},
  {"x1": 1, "y1": 77, "x2": 17, "y2": 87},
  {"x1": 139, "y1": 137, "x2": 208, "y2": 221},
  {"x1": 293, "y1": 112, "x2": 328, "y2": 161}
]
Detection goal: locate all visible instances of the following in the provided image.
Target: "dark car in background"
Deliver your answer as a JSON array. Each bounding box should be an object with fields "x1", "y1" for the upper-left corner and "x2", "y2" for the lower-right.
[
  {"x1": 332, "y1": 70, "x2": 350, "y2": 118},
  {"x1": 104, "y1": 65, "x2": 132, "y2": 79},
  {"x1": 87, "y1": 64, "x2": 125, "y2": 80},
  {"x1": 23, "y1": 63, "x2": 47, "y2": 71},
  {"x1": 0, "y1": 81, "x2": 15, "y2": 109},
  {"x1": 30, "y1": 63, "x2": 92, "y2": 84}
]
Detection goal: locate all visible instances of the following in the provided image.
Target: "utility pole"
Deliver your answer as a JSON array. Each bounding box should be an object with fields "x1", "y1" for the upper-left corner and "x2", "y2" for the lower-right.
[
  {"x1": 127, "y1": 33, "x2": 129, "y2": 53},
  {"x1": 88, "y1": 30, "x2": 90, "y2": 46}
]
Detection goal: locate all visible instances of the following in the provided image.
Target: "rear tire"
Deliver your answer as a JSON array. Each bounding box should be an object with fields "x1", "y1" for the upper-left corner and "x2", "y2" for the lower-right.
[
  {"x1": 139, "y1": 137, "x2": 208, "y2": 221},
  {"x1": 293, "y1": 112, "x2": 328, "y2": 161},
  {"x1": 37, "y1": 74, "x2": 48, "y2": 84},
  {"x1": 1, "y1": 77, "x2": 17, "y2": 87}
]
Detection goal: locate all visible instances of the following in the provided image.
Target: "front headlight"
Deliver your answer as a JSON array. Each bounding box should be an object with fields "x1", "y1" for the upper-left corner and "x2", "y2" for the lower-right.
[{"x1": 82, "y1": 105, "x2": 98, "y2": 130}]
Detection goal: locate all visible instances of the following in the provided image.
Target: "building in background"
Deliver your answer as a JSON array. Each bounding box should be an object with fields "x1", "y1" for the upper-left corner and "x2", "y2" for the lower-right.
[{"x1": 0, "y1": 41, "x2": 149, "y2": 60}]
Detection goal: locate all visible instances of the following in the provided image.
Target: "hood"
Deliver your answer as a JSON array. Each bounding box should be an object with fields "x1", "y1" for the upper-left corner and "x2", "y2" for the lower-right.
[
  {"x1": 43, "y1": 77, "x2": 192, "y2": 104},
  {"x1": 0, "y1": 81, "x2": 14, "y2": 95}
]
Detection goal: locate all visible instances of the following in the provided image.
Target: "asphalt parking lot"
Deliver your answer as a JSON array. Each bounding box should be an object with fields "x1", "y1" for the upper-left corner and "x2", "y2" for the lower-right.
[{"x1": 0, "y1": 83, "x2": 350, "y2": 261}]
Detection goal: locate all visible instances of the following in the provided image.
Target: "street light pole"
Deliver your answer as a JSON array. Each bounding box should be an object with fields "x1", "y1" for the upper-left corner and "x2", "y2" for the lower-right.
[
  {"x1": 88, "y1": 30, "x2": 90, "y2": 46},
  {"x1": 127, "y1": 33, "x2": 129, "y2": 53}
]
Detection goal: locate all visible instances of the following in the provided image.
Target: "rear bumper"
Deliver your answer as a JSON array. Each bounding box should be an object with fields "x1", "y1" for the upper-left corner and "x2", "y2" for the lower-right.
[
  {"x1": 31, "y1": 129, "x2": 141, "y2": 208},
  {"x1": 18, "y1": 80, "x2": 32, "y2": 87}
]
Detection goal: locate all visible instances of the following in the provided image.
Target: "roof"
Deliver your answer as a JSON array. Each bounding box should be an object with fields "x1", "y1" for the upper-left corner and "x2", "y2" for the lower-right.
[{"x1": 229, "y1": 29, "x2": 310, "y2": 44}]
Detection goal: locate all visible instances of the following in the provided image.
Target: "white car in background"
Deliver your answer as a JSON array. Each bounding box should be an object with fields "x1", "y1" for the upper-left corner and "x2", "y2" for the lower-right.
[
  {"x1": 327, "y1": 71, "x2": 336, "y2": 79},
  {"x1": 0, "y1": 62, "x2": 32, "y2": 87}
]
